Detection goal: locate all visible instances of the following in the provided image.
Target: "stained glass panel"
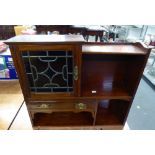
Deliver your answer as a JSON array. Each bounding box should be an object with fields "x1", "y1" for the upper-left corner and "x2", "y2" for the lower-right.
[{"x1": 22, "y1": 50, "x2": 74, "y2": 93}]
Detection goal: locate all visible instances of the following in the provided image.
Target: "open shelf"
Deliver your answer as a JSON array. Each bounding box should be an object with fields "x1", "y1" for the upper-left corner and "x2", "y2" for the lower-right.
[
  {"x1": 33, "y1": 111, "x2": 94, "y2": 126},
  {"x1": 82, "y1": 44, "x2": 147, "y2": 55},
  {"x1": 82, "y1": 54, "x2": 145, "y2": 99},
  {"x1": 95, "y1": 99, "x2": 130, "y2": 125},
  {"x1": 82, "y1": 85, "x2": 130, "y2": 99}
]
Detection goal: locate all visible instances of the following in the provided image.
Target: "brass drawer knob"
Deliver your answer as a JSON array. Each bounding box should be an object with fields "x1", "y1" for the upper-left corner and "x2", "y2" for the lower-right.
[
  {"x1": 36, "y1": 104, "x2": 49, "y2": 108},
  {"x1": 41, "y1": 104, "x2": 49, "y2": 108},
  {"x1": 75, "y1": 103, "x2": 87, "y2": 110}
]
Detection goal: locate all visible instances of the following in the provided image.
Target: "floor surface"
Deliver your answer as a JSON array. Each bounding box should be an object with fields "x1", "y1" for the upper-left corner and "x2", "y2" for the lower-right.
[
  {"x1": 127, "y1": 78, "x2": 155, "y2": 129},
  {"x1": 0, "y1": 80, "x2": 23, "y2": 129}
]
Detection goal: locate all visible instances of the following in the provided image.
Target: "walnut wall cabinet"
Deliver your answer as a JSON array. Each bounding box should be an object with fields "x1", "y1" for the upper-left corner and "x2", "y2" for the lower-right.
[{"x1": 5, "y1": 35, "x2": 151, "y2": 129}]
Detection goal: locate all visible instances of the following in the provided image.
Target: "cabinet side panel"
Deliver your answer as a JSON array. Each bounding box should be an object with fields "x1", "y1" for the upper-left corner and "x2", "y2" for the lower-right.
[
  {"x1": 123, "y1": 49, "x2": 151, "y2": 125},
  {"x1": 9, "y1": 46, "x2": 30, "y2": 102},
  {"x1": 125, "y1": 51, "x2": 151, "y2": 97}
]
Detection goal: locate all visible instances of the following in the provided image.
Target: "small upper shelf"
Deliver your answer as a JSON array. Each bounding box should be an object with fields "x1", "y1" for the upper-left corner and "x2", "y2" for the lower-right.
[
  {"x1": 5, "y1": 34, "x2": 85, "y2": 45},
  {"x1": 82, "y1": 43, "x2": 149, "y2": 55}
]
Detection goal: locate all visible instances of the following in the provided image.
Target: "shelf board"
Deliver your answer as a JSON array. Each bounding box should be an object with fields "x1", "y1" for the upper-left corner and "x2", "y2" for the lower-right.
[
  {"x1": 81, "y1": 86, "x2": 132, "y2": 100},
  {"x1": 82, "y1": 44, "x2": 147, "y2": 55}
]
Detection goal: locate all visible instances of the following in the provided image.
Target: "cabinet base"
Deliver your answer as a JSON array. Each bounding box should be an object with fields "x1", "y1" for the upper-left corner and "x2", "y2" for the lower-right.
[{"x1": 33, "y1": 125, "x2": 123, "y2": 130}]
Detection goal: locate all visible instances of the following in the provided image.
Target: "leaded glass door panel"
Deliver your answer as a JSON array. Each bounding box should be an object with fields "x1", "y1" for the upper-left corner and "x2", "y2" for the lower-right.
[{"x1": 18, "y1": 45, "x2": 79, "y2": 99}]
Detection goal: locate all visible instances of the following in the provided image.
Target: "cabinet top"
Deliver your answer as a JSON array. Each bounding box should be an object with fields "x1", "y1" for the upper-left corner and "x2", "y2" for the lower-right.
[
  {"x1": 5, "y1": 35, "x2": 151, "y2": 55},
  {"x1": 5, "y1": 34, "x2": 85, "y2": 45}
]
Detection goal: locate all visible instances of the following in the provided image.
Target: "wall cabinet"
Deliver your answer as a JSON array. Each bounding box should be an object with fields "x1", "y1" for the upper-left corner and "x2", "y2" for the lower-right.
[{"x1": 5, "y1": 35, "x2": 151, "y2": 129}]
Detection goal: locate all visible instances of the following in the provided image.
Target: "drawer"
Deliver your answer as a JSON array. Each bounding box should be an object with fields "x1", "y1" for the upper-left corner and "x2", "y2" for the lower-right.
[{"x1": 28, "y1": 100, "x2": 96, "y2": 112}]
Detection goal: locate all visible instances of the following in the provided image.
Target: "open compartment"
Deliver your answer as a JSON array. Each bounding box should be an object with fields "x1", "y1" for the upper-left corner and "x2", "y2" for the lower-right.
[
  {"x1": 95, "y1": 99, "x2": 130, "y2": 125},
  {"x1": 81, "y1": 53, "x2": 145, "y2": 98},
  {"x1": 33, "y1": 112, "x2": 94, "y2": 126},
  {"x1": 29, "y1": 100, "x2": 97, "y2": 127}
]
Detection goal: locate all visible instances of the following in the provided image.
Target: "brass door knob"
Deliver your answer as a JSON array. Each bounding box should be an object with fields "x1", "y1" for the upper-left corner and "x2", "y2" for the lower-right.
[{"x1": 73, "y1": 65, "x2": 78, "y2": 80}]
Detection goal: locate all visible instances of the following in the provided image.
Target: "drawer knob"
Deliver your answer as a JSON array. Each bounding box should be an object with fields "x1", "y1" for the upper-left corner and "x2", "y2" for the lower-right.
[
  {"x1": 75, "y1": 103, "x2": 87, "y2": 110},
  {"x1": 73, "y1": 65, "x2": 78, "y2": 80},
  {"x1": 40, "y1": 104, "x2": 49, "y2": 108}
]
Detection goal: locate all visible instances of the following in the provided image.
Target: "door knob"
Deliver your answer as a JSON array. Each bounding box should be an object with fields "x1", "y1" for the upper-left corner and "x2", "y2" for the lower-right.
[{"x1": 73, "y1": 65, "x2": 78, "y2": 80}]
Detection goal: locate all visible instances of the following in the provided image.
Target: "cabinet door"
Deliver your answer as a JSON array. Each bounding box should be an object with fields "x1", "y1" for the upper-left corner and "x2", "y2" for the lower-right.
[{"x1": 16, "y1": 45, "x2": 79, "y2": 100}]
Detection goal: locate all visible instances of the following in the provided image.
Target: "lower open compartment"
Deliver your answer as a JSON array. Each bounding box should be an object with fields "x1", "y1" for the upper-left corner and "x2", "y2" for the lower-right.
[
  {"x1": 29, "y1": 100, "x2": 97, "y2": 127},
  {"x1": 33, "y1": 111, "x2": 94, "y2": 126},
  {"x1": 28, "y1": 99, "x2": 130, "y2": 128},
  {"x1": 95, "y1": 99, "x2": 130, "y2": 126}
]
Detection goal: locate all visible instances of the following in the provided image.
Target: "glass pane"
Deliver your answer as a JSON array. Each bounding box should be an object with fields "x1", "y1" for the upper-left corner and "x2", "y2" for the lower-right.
[{"x1": 22, "y1": 50, "x2": 74, "y2": 93}]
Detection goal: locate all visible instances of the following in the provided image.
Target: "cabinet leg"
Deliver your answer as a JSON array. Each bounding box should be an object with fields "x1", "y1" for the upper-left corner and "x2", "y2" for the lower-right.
[{"x1": 31, "y1": 111, "x2": 35, "y2": 120}]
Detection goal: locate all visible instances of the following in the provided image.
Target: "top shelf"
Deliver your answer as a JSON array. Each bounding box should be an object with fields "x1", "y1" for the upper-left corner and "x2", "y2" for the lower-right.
[
  {"x1": 82, "y1": 44, "x2": 148, "y2": 55},
  {"x1": 5, "y1": 35, "x2": 151, "y2": 55},
  {"x1": 5, "y1": 35, "x2": 85, "y2": 45}
]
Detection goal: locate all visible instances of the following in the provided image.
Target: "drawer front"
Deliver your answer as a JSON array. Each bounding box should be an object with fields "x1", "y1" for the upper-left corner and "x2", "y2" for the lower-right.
[{"x1": 28, "y1": 100, "x2": 96, "y2": 112}]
